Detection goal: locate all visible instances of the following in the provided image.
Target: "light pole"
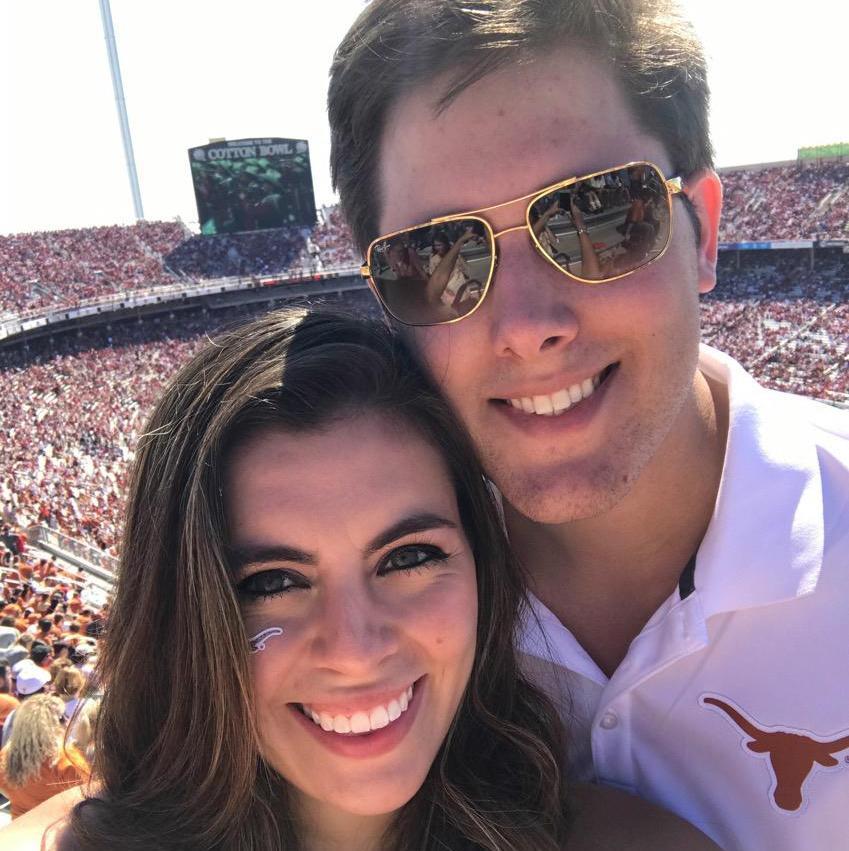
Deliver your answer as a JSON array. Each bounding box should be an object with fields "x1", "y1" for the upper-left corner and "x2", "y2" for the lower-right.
[{"x1": 99, "y1": 0, "x2": 144, "y2": 220}]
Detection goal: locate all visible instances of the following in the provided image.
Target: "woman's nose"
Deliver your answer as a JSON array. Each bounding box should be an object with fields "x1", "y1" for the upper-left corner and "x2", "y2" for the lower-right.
[{"x1": 310, "y1": 583, "x2": 399, "y2": 674}]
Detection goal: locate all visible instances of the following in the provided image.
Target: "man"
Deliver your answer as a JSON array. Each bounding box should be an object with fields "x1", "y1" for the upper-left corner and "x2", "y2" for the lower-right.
[
  {"x1": 0, "y1": 664, "x2": 19, "y2": 729},
  {"x1": 328, "y1": 1, "x2": 849, "y2": 848},
  {"x1": 0, "y1": 616, "x2": 18, "y2": 652}
]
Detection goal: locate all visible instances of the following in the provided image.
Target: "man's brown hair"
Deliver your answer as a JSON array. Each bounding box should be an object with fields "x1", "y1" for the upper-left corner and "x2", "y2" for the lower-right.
[{"x1": 329, "y1": 0, "x2": 713, "y2": 252}]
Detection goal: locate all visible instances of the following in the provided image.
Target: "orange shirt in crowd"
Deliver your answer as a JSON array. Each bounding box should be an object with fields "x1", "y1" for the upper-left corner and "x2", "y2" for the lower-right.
[
  {"x1": 0, "y1": 743, "x2": 90, "y2": 819},
  {"x1": 18, "y1": 563, "x2": 33, "y2": 581},
  {"x1": 0, "y1": 693, "x2": 19, "y2": 726}
]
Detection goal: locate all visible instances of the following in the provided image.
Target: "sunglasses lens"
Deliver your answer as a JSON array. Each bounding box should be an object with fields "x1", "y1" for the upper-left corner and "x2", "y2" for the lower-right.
[
  {"x1": 530, "y1": 164, "x2": 672, "y2": 281},
  {"x1": 369, "y1": 219, "x2": 493, "y2": 325}
]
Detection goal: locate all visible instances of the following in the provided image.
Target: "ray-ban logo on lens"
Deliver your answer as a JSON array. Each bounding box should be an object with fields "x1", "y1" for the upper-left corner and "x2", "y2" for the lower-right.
[{"x1": 701, "y1": 693, "x2": 849, "y2": 813}]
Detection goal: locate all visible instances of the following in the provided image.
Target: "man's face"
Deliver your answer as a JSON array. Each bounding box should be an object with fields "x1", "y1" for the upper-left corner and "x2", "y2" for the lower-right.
[{"x1": 377, "y1": 48, "x2": 719, "y2": 523}]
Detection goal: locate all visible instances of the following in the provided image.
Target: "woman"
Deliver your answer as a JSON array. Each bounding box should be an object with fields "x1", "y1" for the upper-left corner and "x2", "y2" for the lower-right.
[
  {"x1": 0, "y1": 694, "x2": 89, "y2": 819},
  {"x1": 51, "y1": 667, "x2": 85, "y2": 724},
  {"x1": 67, "y1": 698, "x2": 99, "y2": 765},
  {"x1": 1, "y1": 309, "x2": 717, "y2": 850},
  {"x1": 428, "y1": 230, "x2": 474, "y2": 308}
]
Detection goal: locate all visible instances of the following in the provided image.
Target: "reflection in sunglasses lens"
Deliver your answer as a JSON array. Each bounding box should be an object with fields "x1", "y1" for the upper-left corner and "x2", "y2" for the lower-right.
[
  {"x1": 371, "y1": 219, "x2": 493, "y2": 325},
  {"x1": 530, "y1": 164, "x2": 671, "y2": 281}
]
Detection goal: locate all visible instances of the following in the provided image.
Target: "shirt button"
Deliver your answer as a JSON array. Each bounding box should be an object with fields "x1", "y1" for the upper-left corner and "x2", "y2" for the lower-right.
[{"x1": 599, "y1": 711, "x2": 619, "y2": 730}]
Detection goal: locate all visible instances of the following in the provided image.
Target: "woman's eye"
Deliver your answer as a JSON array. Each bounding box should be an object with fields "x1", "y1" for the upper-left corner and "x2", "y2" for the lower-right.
[
  {"x1": 380, "y1": 544, "x2": 448, "y2": 575},
  {"x1": 237, "y1": 569, "x2": 306, "y2": 599}
]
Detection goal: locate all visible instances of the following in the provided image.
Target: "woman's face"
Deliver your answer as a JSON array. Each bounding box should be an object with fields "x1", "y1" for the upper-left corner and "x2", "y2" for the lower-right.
[{"x1": 226, "y1": 412, "x2": 478, "y2": 818}]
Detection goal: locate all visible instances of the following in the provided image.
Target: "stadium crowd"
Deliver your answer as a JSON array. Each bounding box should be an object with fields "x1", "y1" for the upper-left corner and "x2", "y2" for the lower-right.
[
  {"x1": 308, "y1": 206, "x2": 359, "y2": 268},
  {"x1": 719, "y1": 161, "x2": 849, "y2": 243},
  {"x1": 0, "y1": 207, "x2": 361, "y2": 319},
  {"x1": 704, "y1": 252, "x2": 848, "y2": 400},
  {"x1": 0, "y1": 222, "x2": 186, "y2": 317},
  {"x1": 164, "y1": 225, "x2": 310, "y2": 279},
  {"x1": 0, "y1": 546, "x2": 105, "y2": 818}
]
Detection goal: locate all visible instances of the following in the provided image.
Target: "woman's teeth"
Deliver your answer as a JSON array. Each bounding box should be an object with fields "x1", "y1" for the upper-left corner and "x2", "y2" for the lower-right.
[
  {"x1": 301, "y1": 685, "x2": 414, "y2": 735},
  {"x1": 507, "y1": 370, "x2": 605, "y2": 416}
]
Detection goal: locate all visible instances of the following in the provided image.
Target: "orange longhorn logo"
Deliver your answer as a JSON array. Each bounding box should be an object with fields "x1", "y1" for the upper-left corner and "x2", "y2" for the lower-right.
[{"x1": 701, "y1": 695, "x2": 849, "y2": 812}]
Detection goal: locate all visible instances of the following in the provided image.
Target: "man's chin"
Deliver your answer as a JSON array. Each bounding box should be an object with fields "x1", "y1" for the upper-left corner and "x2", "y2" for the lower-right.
[{"x1": 495, "y1": 462, "x2": 639, "y2": 525}]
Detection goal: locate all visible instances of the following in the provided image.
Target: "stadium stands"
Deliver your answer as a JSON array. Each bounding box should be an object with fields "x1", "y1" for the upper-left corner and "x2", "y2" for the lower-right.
[
  {"x1": 164, "y1": 225, "x2": 309, "y2": 279},
  {"x1": 719, "y1": 160, "x2": 849, "y2": 242},
  {"x1": 0, "y1": 222, "x2": 187, "y2": 317},
  {"x1": 0, "y1": 207, "x2": 360, "y2": 318},
  {"x1": 704, "y1": 251, "x2": 848, "y2": 402}
]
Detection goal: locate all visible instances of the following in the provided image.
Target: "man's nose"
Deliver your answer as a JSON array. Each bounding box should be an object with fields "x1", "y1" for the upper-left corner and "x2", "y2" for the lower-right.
[
  {"x1": 310, "y1": 583, "x2": 399, "y2": 674},
  {"x1": 486, "y1": 231, "x2": 580, "y2": 360}
]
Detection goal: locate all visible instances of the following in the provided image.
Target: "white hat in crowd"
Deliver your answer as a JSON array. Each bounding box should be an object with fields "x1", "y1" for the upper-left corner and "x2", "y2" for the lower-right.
[{"x1": 15, "y1": 662, "x2": 51, "y2": 696}]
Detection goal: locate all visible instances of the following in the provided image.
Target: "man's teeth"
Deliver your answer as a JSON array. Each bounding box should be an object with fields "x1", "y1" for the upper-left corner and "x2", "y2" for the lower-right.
[
  {"x1": 301, "y1": 685, "x2": 414, "y2": 736},
  {"x1": 508, "y1": 373, "x2": 602, "y2": 416}
]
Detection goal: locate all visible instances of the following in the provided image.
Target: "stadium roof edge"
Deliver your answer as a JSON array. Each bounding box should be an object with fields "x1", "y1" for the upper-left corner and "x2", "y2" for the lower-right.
[{"x1": 717, "y1": 154, "x2": 848, "y2": 173}]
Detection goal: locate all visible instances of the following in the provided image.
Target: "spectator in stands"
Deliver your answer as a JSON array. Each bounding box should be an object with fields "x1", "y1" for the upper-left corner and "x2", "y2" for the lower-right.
[
  {"x1": 28, "y1": 642, "x2": 51, "y2": 672},
  {"x1": 69, "y1": 643, "x2": 95, "y2": 680},
  {"x1": 48, "y1": 656, "x2": 71, "y2": 681},
  {"x1": 0, "y1": 616, "x2": 18, "y2": 648},
  {"x1": 3, "y1": 634, "x2": 33, "y2": 673},
  {"x1": 0, "y1": 665, "x2": 19, "y2": 729},
  {"x1": 1, "y1": 525, "x2": 21, "y2": 556},
  {"x1": 31, "y1": 618, "x2": 55, "y2": 645},
  {"x1": 67, "y1": 698, "x2": 99, "y2": 765},
  {"x1": 0, "y1": 694, "x2": 89, "y2": 819},
  {"x1": 2, "y1": 662, "x2": 50, "y2": 747},
  {"x1": 51, "y1": 667, "x2": 85, "y2": 725}
]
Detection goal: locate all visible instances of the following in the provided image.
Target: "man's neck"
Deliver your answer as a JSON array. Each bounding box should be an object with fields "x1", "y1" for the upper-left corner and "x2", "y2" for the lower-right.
[{"x1": 506, "y1": 370, "x2": 729, "y2": 678}]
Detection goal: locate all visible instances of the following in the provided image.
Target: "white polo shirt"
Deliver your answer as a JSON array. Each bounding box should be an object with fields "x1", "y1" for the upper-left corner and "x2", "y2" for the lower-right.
[{"x1": 517, "y1": 345, "x2": 849, "y2": 851}]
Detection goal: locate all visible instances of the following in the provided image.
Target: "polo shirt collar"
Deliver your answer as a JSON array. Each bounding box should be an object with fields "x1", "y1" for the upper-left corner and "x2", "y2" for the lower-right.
[{"x1": 695, "y1": 344, "x2": 825, "y2": 617}]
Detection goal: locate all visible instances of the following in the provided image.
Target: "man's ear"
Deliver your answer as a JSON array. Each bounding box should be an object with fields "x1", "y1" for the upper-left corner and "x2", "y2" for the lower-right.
[{"x1": 683, "y1": 169, "x2": 722, "y2": 295}]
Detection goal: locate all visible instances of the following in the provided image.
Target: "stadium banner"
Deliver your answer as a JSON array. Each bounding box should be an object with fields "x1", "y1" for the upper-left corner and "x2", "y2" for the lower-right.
[
  {"x1": 769, "y1": 240, "x2": 814, "y2": 250},
  {"x1": 718, "y1": 242, "x2": 772, "y2": 251},
  {"x1": 818, "y1": 240, "x2": 847, "y2": 249},
  {"x1": 188, "y1": 138, "x2": 317, "y2": 234},
  {"x1": 719, "y1": 241, "x2": 813, "y2": 251},
  {"x1": 798, "y1": 142, "x2": 849, "y2": 160}
]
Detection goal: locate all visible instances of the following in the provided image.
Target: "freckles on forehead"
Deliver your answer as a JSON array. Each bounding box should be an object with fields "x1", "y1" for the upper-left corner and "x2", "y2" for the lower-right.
[{"x1": 378, "y1": 48, "x2": 643, "y2": 232}]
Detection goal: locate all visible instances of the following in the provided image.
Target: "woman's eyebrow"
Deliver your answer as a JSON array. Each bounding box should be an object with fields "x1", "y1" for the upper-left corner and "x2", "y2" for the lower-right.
[
  {"x1": 229, "y1": 543, "x2": 316, "y2": 572},
  {"x1": 364, "y1": 512, "x2": 458, "y2": 555}
]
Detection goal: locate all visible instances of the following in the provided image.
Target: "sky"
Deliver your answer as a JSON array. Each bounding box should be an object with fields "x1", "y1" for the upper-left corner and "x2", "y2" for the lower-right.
[{"x1": 1, "y1": 0, "x2": 847, "y2": 235}]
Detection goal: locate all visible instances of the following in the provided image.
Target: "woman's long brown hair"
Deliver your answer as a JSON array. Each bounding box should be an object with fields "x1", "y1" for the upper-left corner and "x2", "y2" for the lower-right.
[{"x1": 69, "y1": 308, "x2": 571, "y2": 849}]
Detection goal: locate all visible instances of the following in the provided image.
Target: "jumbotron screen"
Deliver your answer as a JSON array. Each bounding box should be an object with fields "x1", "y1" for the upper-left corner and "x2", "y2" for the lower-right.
[{"x1": 188, "y1": 138, "x2": 317, "y2": 234}]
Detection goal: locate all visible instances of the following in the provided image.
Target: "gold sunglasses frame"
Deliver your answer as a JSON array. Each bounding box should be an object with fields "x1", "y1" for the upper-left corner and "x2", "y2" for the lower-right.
[{"x1": 360, "y1": 160, "x2": 683, "y2": 327}]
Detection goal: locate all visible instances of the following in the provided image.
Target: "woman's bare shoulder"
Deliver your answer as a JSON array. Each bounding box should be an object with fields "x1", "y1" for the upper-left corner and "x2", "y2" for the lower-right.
[
  {"x1": 566, "y1": 783, "x2": 721, "y2": 851},
  {"x1": 0, "y1": 787, "x2": 85, "y2": 851}
]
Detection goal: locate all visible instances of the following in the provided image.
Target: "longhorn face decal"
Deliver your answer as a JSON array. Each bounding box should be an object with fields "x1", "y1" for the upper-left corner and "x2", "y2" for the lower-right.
[
  {"x1": 701, "y1": 694, "x2": 849, "y2": 812},
  {"x1": 249, "y1": 627, "x2": 284, "y2": 654}
]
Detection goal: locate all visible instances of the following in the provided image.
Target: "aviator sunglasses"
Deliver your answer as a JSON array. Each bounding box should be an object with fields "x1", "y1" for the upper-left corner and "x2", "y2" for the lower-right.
[{"x1": 360, "y1": 161, "x2": 683, "y2": 326}]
